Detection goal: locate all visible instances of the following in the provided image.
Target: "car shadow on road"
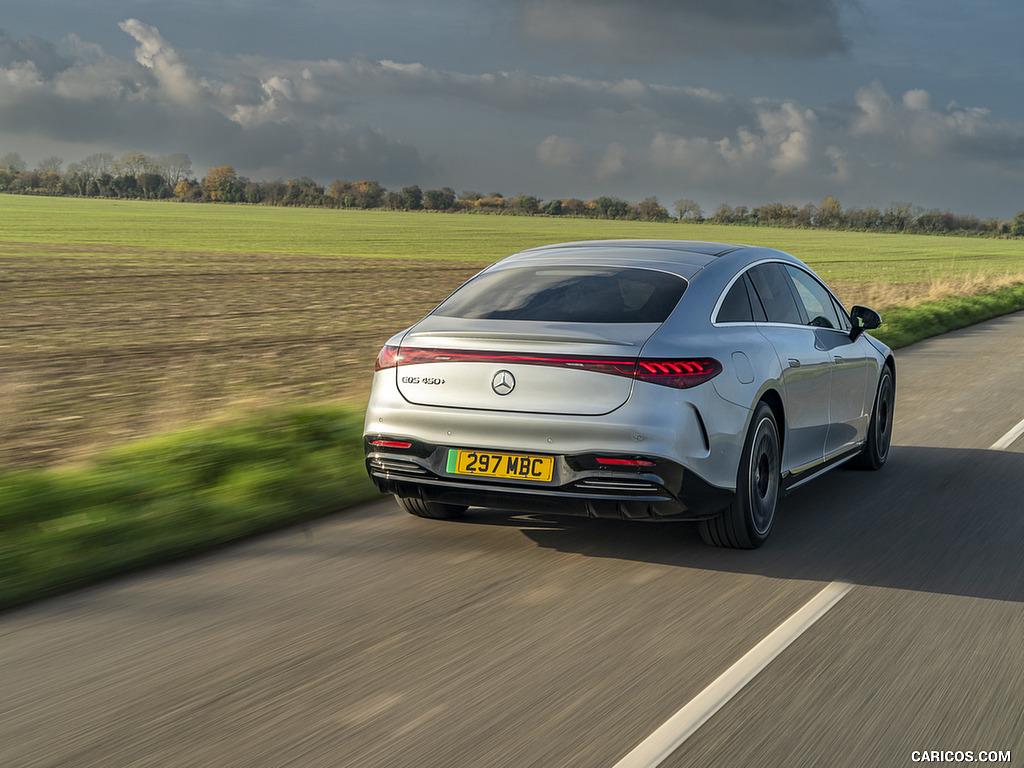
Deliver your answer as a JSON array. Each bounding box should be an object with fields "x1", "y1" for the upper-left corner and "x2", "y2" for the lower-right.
[{"x1": 452, "y1": 445, "x2": 1024, "y2": 604}]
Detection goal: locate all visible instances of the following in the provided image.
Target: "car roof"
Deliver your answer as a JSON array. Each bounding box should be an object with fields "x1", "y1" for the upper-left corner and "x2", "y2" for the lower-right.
[{"x1": 497, "y1": 240, "x2": 755, "y2": 279}]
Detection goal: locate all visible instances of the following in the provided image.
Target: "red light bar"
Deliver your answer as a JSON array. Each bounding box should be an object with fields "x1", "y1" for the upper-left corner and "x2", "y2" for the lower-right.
[
  {"x1": 371, "y1": 439, "x2": 412, "y2": 449},
  {"x1": 595, "y1": 457, "x2": 656, "y2": 467},
  {"x1": 388, "y1": 346, "x2": 721, "y2": 389}
]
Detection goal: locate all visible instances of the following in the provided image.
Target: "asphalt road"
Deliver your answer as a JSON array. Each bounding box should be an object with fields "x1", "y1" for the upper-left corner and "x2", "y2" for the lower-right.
[{"x1": 3, "y1": 312, "x2": 1023, "y2": 768}]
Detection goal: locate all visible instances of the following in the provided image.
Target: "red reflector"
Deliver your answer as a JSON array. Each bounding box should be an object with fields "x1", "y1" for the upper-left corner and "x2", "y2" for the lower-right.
[
  {"x1": 371, "y1": 440, "x2": 412, "y2": 448},
  {"x1": 595, "y1": 457, "x2": 656, "y2": 467}
]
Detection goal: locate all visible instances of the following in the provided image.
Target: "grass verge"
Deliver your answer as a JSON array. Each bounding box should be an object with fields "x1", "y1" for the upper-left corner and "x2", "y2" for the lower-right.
[
  {"x1": 871, "y1": 282, "x2": 1024, "y2": 349},
  {"x1": 2, "y1": 285, "x2": 1023, "y2": 612},
  {"x1": 0, "y1": 402, "x2": 379, "y2": 611}
]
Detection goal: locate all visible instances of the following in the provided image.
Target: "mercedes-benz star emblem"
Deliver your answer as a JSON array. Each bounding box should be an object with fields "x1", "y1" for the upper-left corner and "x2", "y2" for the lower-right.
[{"x1": 491, "y1": 369, "x2": 516, "y2": 396}]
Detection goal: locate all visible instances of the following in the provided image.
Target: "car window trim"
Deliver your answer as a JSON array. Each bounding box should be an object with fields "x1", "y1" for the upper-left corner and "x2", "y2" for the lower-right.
[{"x1": 712, "y1": 259, "x2": 854, "y2": 334}]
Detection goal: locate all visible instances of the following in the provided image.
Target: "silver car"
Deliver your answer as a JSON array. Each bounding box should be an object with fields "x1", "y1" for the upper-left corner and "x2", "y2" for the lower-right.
[{"x1": 364, "y1": 240, "x2": 894, "y2": 548}]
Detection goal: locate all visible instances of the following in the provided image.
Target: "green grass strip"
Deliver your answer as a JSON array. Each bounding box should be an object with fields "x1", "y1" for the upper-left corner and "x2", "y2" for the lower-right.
[
  {"x1": 0, "y1": 402, "x2": 380, "y2": 611},
  {"x1": 871, "y1": 282, "x2": 1024, "y2": 349}
]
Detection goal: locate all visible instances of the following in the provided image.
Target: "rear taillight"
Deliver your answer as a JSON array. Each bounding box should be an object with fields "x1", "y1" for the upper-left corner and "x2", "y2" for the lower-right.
[
  {"x1": 375, "y1": 344, "x2": 400, "y2": 371},
  {"x1": 632, "y1": 358, "x2": 722, "y2": 389},
  {"x1": 383, "y1": 346, "x2": 721, "y2": 389}
]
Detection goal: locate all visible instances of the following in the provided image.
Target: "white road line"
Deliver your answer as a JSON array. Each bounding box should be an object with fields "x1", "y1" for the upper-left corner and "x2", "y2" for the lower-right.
[
  {"x1": 613, "y1": 580, "x2": 853, "y2": 768},
  {"x1": 991, "y1": 416, "x2": 1024, "y2": 451}
]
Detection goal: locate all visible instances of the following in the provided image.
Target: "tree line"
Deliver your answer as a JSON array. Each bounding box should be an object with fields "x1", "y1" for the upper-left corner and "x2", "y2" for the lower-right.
[{"x1": 3, "y1": 150, "x2": 1023, "y2": 237}]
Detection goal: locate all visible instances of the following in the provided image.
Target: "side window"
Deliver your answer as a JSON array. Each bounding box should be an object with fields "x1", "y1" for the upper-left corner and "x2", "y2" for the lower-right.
[
  {"x1": 747, "y1": 263, "x2": 802, "y2": 324},
  {"x1": 830, "y1": 295, "x2": 852, "y2": 332},
  {"x1": 717, "y1": 276, "x2": 753, "y2": 322},
  {"x1": 784, "y1": 266, "x2": 842, "y2": 330}
]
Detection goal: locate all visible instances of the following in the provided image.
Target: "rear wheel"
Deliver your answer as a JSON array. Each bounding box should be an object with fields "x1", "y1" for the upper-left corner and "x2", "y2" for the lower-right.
[
  {"x1": 852, "y1": 364, "x2": 894, "y2": 470},
  {"x1": 698, "y1": 402, "x2": 780, "y2": 549},
  {"x1": 396, "y1": 495, "x2": 467, "y2": 520}
]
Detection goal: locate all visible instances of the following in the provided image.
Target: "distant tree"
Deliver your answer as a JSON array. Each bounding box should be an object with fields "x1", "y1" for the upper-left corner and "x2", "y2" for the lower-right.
[
  {"x1": 157, "y1": 154, "x2": 192, "y2": 186},
  {"x1": 561, "y1": 198, "x2": 588, "y2": 217},
  {"x1": 845, "y1": 206, "x2": 882, "y2": 230},
  {"x1": 591, "y1": 196, "x2": 631, "y2": 219},
  {"x1": 510, "y1": 194, "x2": 541, "y2": 215},
  {"x1": 37, "y1": 156, "x2": 63, "y2": 174},
  {"x1": 882, "y1": 202, "x2": 918, "y2": 232},
  {"x1": 116, "y1": 151, "x2": 156, "y2": 177},
  {"x1": 673, "y1": 198, "x2": 703, "y2": 221},
  {"x1": 424, "y1": 187, "x2": 457, "y2": 211},
  {"x1": 543, "y1": 199, "x2": 564, "y2": 216},
  {"x1": 1012, "y1": 212, "x2": 1024, "y2": 237},
  {"x1": 243, "y1": 181, "x2": 265, "y2": 204},
  {"x1": 79, "y1": 153, "x2": 115, "y2": 180},
  {"x1": 111, "y1": 173, "x2": 138, "y2": 198},
  {"x1": 637, "y1": 196, "x2": 669, "y2": 221},
  {"x1": 1, "y1": 152, "x2": 27, "y2": 173},
  {"x1": 476, "y1": 193, "x2": 506, "y2": 212},
  {"x1": 329, "y1": 179, "x2": 386, "y2": 209},
  {"x1": 174, "y1": 179, "x2": 198, "y2": 200},
  {"x1": 202, "y1": 165, "x2": 240, "y2": 202},
  {"x1": 752, "y1": 202, "x2": 797, "y2": 226},
  {"x1": 284, "y1": 177, "x2": 326, "y2": 206},
  {"x1": 137, "y1": 172, "x2": 167, "y2": 199},
  {"x1": 401, "y1": 185, "x2": 423, "y2": 210},
  {"x1": 710, "y1": 203, "x2": 737, "y2": 224},
  {"x1": 794, "y1": 202, "x2": 818, "y2": 228},
  {"x1": 818, "y1": 195, "x2": 843, "y2": 228},
  {"x1": 384, "y1": 191, "x2": 404, "y2": 210},
  {"x1": 35, "y1": 170, "x2": 61, "y2": 193},
  {"x1": 262, "y1": 180, "x2": 289, "y2": 205}
]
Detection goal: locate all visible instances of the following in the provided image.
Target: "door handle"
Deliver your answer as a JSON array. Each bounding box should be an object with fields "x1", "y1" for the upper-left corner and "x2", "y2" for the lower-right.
[
  {"x1": 788, "y1": 358, "x2": 801, "y2": 368},
  {"x1": 834, "y1": 355, "x2": 845, "y2": 364}
]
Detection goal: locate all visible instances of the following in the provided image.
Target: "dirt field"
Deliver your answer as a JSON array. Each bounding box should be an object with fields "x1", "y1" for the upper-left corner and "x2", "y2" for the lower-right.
[{"x1": 0, "y1": 243, "x2": 488, "y2": 468}]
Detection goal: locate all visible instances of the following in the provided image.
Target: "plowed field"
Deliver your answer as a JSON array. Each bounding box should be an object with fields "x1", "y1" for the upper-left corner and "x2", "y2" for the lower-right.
[{"x1": 0, "y1": 242, "x2": 486, "y2": 467}]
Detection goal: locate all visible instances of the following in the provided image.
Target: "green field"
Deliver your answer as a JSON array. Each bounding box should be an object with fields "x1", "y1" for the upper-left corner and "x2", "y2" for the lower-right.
[
  {"x1": 4, "y1": 194, "x2": 1024, "y2": 281},
  {"x1": 2, "y1": 194, "x2": 1024, "y2": 469}
]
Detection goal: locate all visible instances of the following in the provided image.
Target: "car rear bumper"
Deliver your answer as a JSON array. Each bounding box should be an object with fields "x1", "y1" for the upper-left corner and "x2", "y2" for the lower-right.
[{"x1": 364, "y1": 436, "x2": 733, "y2": 520}]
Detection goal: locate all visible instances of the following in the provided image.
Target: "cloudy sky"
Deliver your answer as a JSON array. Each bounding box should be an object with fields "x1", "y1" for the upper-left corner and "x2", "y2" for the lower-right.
[{"x1": 2, "y1": 0, "x2": 1023, "y2": 217}]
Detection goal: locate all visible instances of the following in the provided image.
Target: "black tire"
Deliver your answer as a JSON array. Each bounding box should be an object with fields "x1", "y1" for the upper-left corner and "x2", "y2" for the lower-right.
[
  {"x1": 395, "y1": 495, "x2": 467, "y2": 520},
  {"x1": 852, "y1": 364, "x2": 894, "y2": 471},
  {"x1": 698, "y1": 402, "x2": 781, "y2": 549}
]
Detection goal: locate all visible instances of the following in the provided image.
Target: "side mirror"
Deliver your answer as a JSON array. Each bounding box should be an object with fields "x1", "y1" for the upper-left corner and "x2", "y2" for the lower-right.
[{"x1": 850, "y1": 305, "x2": 882, "y2": 340}]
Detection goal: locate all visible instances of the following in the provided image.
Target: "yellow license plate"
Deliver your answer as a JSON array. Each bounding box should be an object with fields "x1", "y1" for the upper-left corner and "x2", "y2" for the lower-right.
[{"x1": 447, "y1": 449, "x2": 554, "y2": 482}]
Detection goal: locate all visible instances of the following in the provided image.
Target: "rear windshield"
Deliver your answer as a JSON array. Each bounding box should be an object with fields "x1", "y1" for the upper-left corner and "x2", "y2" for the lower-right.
[{"x1": 433, "y1": 266, "x2": 687, "y2": 323}]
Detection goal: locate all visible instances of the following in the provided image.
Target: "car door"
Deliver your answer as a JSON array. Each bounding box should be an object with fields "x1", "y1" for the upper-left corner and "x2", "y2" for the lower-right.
[
  {"x1": 782, "y1": 265, "x2": 873, "y2": 458},
  {"x1": 746, "y1": 262, "x2": 832, "y2": 475}
]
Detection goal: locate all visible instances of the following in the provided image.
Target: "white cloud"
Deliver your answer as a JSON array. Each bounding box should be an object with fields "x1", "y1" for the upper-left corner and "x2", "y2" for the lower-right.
[{"x1": 536, "y1": 135, "x2": 580, "y2": 167}]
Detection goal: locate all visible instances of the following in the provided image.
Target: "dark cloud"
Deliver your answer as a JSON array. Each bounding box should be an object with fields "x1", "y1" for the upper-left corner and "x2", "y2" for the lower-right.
[
  {"x1": 0, "y1": 29, "x2": 70, "y2": 78},
  {"x1": 512, "y1": 0, "x2": 853, "y2": 61}
]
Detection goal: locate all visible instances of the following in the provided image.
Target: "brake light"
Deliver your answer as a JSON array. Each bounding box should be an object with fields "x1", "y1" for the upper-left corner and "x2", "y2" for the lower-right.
[
  {"x1": 370, "y1": 439, "x2": 412, "y2": 448},
  {"x1": 385, "y1": 347, "x2": 721, "y2": 389}
]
